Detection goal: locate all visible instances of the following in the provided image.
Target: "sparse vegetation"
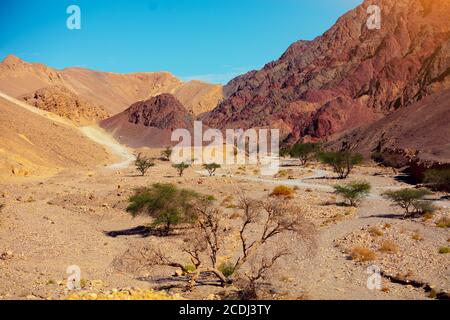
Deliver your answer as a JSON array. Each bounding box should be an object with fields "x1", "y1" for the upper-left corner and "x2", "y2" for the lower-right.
[
  {"x1": 379, "y1": 240, "x2": 398, "y2": 253},
  {"x1": 134, "y1": 153, "x2": 155, "y2": 176},
  {"x1": 436, "y1": 216, "x2": 450, "y2": 228},
  {"x1": 127, "y1": 183, "x2": 203, "y2": 235},
  {"x1": 424, "y1": 168, "x2": 450, "y2": 194},
  {"x1": 286, "y1": 142, "x2": 322, "y2": 166},
  {"x1": 133, "y1": 194, "x2": 315, "y2": 298},
  {"x1": 203, "y1": 163, "x2": 221, "y2": 176},
  {"x1": 317, "y1": 151, "x2": 363, "y2": 179},
  {"x1": 350, "y1": 247, "x2": 376, "y2": 262},
  {"x1": 438, "y1": 247, "x2": 450, "y2": 254},
  {"x1": 172, "y1": 162, "x2": 190, "y2": 177},
  {"x1": 368, "y1": 226, "x2": 384, "y2": 237},
  {"x1": 382, "y1": 188, "x2": 433, "y2": 218},
  {"x1": 333, "y1": 181, "x2": 371, "y2": 206},
  {"x1": 270, "y1": 185, "x2": 295, "y2": 199},
  {"x1": 412, "y1": 231, "x2": 423, "y2": 241},
  {"x1": 160, "y1": 147, "x2": 172, "y2": 161}
]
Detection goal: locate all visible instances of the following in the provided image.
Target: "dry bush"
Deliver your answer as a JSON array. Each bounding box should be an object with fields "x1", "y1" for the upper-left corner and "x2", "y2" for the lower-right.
[
  {"x1": 436, "y1": 216, "x2": 450, "y2": 228},
  {"x1": 379, "y1": 240, "x2": 398, "y2": 253},
  {"x1": 350, "y1": 247, "x2": 377, "y2": 262},
  {"x1": 270, "y1": 185, "x2": 295, "y2": 199},
  {"x1": 368, "y1": 226, "x2": 384, "y2": 237},
  {"x1": 412, "y1": 231, "x2": 424, "y2": 241},
  {"x1": 130, "y1": 193, "x2": 316, "y2": 297}
]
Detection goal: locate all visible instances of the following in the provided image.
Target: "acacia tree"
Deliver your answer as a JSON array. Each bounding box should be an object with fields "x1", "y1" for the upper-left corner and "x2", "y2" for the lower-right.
[
  {"x1": 318, "y1": 151, "x2": 363, "y2": 179},
  {"x1": 288, "y1": 142, "x2": 321, "y2": 166},
  {"x1": 172, "y1": 162, "x2": 190, "y2": 177},
  {"x1": 203, "y1": 163, "x2": 221, "y2": 176},
  {"x1": 134, "y1": 153, "x2": 155, "y2": 176},
  {"x1": 334, "y1": 181, "x2": 371, "y2": 206},
  {"x1": 126, "y1": 183, "x2": 200, "y2": 235},
  {"x1": 134, "y1": 194, "x2": 315, "y2": 297},
  {"x1": 382, "y1": 188, "x2": 433, "y2": 219}
]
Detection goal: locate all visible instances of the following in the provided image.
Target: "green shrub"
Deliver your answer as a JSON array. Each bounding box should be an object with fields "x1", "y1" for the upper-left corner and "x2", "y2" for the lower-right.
[
  {"x1": 382, "y1": 188, "x2": 432, "y2": 218},
  {"x1": 134, "y1": 153, "x2": 155, "y2": 176},
  {"x1": 160, "y1": 147, "x2": 172, "y2": 161},
  {"x1": 317, "y1": 151, "x2": 363, "y2": 179},
  {"x1": 286, "y1": 142, "x2": 321, "y2": 166},
  {"x1": 218, "y1": 261, "x2": 235, "y2": 278},
  {"x1": 172, "y1": 162, "x2": 190, "y2": 177},
  {"x1": 127, "y1": 183, "x2": 202, "y2": 235},
  {"x1": 438, "y1": 247, "x2": 450, "y2": 254},
  {"x1": 203, "y1": 163, "x2": 221, "y2": 176},
  {"x1": 333, "y1": 181, "x2": 371, "y2": 206},
  {"x1": 424, "y1": 168, "x2": 450, "y2": 194}
]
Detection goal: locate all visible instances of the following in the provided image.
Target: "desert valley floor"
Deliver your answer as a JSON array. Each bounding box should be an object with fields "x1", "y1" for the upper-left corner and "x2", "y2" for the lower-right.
[{"x1": 0, "y1": 150, "x2": 449, "y2": 300}]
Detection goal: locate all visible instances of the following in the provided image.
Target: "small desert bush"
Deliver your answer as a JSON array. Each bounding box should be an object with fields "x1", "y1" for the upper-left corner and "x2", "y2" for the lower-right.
[
  {"x1": 438, "y1": 247, "x2": 450, "y2": 254},
  {"x1": 218, "y1": 261, "x2": 235, "y2": 278},
  {"x1": 379, "y1": 240, "x2": 398, "y2": 253},
  {"x1": 172, "y1": 162, "x2": 190, "y2": 177},
  {"x1": 368, "y1": 226, "x2": 384, "y2": 237},
  {"x1": 435, "y1": 216, "x2": 450, "y2": 228},
  {"x1": 424, "y1": 168, "x2": 450, "y2": 194},
  {"x1": 203, "y1": 163, "x2": 221, "y2": 176},
  {"x1": 350, "y1": 246, "x2": 377, "y2": 262},
  {"x1": 412, "y1": 231, "x2": 424, "y2": 241},
  {"x1": 422, "y1": 212, "x2": 434, "y2": 221},
  {"x1": 270, "y1": 185, "x2": 295, "y2": 199},
  {"x1": 183, "y1": 264, "x2": 197, "y2": 273},
  {"x1": 160, "y1": 147, "x2": 172, "y2": 161},
  {"x1": 134, "y1": 153, "x2": 155, "y2": 176},
  {"x1": 333, "y1": 181, "x2": 371, "y2": 206}
]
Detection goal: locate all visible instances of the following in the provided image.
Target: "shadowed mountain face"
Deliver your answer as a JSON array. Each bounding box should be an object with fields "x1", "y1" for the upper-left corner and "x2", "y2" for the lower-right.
[
  {"x1": 100, "y1": 94, "x2": 193, "y2": 148},
  {"x1": 328, "y1": 89, "x2": 450, "y2": 172},
  {"x1": 205, "y1": 0, "x2": 450, "y2": 143},
  {"x1": 0, "y1": 55, "x2": 223, "y2": 116}
]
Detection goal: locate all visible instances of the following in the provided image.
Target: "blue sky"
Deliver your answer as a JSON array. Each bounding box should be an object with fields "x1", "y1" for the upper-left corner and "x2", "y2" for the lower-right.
[{"x1": 0, "y1": 0, "x2": 362, "y2": 84}]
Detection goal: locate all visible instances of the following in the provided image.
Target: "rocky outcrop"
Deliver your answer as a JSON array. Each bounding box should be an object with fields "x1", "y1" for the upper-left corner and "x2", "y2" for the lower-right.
[
  {"x1": 21, "y1": 85, "x2": 109, "y2": 124},
  {"x1": 100, "y1": 94, "x2": 194, "y2": 148},
  {"x1": 205, "y1": 0, "x2": 450, "y2": 144}
]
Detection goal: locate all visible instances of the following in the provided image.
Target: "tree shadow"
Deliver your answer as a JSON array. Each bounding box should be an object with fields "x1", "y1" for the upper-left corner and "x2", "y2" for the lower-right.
[
  {"x1": 104, "y1": 226, "x2": 153, "y2": 238},
  {"x1": 137, "y1": 273, "x2": 223, "y2": 291},
  {"x1": 362, "y1": 213, "x2": 405, "y2": 220}
]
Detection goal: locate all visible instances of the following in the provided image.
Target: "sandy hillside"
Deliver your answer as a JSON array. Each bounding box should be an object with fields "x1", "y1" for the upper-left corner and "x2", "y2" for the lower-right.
[
  {"x1": 0, "y1": 55, "x2": 223, "y2": 116},
  {"x1": 0, "y1": 94, "x2": 112, "y2": 178}
]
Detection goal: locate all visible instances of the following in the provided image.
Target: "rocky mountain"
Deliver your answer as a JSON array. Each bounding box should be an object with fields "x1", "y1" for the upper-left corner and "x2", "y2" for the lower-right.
[
  {"x1": 328, "y1": 88, "x2": 450, "y2": 176},
  {"x1": 205, "y1": 0, "x2": 450, "y2": 144},
  {"x1": 20, "y1": 85, "x2": 109, "y2": 125},
  {"x1": 100, "y1": 94, "x2": 193, "y2": 148},
  {"x1": 0, "y1": 55, "x2": 223, "y2": 116}
]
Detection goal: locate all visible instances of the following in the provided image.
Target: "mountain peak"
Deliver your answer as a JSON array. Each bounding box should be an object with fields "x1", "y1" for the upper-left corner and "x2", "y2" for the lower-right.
[{"x1": 2, "y1": 54, "x2": 24, "y2": 65}]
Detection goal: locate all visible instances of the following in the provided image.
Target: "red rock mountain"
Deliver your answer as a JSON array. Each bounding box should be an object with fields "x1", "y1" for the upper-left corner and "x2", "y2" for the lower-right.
[
  {"x1": 0, "y1": 55, "x2": 223, "y2": 116},
  {"x1": 100, "y1": 94, "x2": 193, "y2": 148},
  {"x1": 205, "y1": 0, "x2": 450, "y2": 144}
]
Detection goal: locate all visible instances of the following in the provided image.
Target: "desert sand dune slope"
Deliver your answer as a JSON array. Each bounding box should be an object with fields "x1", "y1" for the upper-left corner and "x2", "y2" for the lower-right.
[
  {"x1": 0, "y1": 55, "x2": 223, "y2": 116},
  {"x1": 0, "y1": 93, "x2": 112, "y2": 177}
]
